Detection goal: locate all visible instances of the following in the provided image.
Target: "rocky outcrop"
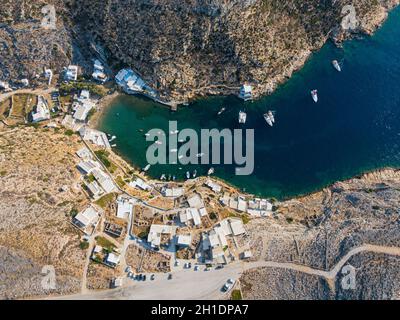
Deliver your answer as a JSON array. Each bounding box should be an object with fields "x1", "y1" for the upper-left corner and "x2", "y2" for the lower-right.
[{"x1": 240, "y1": 168, "x2": 400, "y2": 299}]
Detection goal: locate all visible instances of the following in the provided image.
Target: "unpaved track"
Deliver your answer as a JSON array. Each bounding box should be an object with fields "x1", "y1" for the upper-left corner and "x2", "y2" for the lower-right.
[{"x1": 47, "y1": 244, "x2": 400, "y2": 300}]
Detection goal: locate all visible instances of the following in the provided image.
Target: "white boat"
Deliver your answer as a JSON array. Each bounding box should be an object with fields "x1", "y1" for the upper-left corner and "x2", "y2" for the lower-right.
[
  {"x1": 155, "y1": 141, "x2": 163, "y2": 145},
  {"x1": 192, "y1": 170, "x2": 197, "y2": 178},
  {"x1": 109, "y1": 135, "x2": 116, "y2": 142},
  {"x1": 144, "y1": 133, "x2": 150, "y2": 137},
  {"x1": 263, "y1": 111, "x2": 275, "y2": 127},
  {"x1": 178, "y1": 155, "x2": 184, "y2": 159},
  {"x1": 217, "y1": 107, "x2": 226, "y2": 115},
  {"x1": 311, "y1": 90, "x2": 318, "y2": 103},
  {"x1": 143, "y1": 164, "x2": 151, "y2": 172},
  {"x1": 332, "y1": 60, "x2": 341, "y2": 72},
  {"x1": 160, "y1": 174, "x2": 166, "y2": 180},
  {"x1": 186, "y1": 171, "x2": 190, "y2": 179},
  {"x1": 207, "y1": 167, "x2": 214, "y2": 175},
  {"x1": 111, "y1": 144, "x2": 117, "y2": 147},
  {"x1": 170, "y1": 130, "x2": 179, "y2": 135},
  {"x1": 238, "y1": 111, "x2": 247, "y2": 124},
  {"x1": 170, "y1": 148, "x2": 178, "y2": 153}
]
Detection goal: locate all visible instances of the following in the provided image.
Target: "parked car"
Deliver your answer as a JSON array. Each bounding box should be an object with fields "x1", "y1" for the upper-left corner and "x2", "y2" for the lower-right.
[
  {"x1": 204, "y1": 267, "x2": 211, "y2": 271},
  {"x1": 194, "y1": 266, "x2": 199, "y2": 271},
  {"x1": 143, "y1": 275, "x2": 147, "y2": 281},
  {"x1": 150, "y1": 274, "x2": 155, "y2": 281},
  {"x1": 216, "y1": 265, "x2": 224, "y2": 270},
  {"x1": 175, "y1": 261, "x2": 180, "y2": 267},
  {"x1": 222, "y1": 279, "x2": 235, "y2": 292},
  {"x1": 168, "y1": 274, "x2": 173, "y2": 280},
  {"x1": 188, "y1": 262, "x2": 192, "y2": 268}
]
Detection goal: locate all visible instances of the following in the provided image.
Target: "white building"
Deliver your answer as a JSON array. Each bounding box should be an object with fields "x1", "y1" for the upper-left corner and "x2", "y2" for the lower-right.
[
  {"x1": 92, "y1": 168, "x2": 117, "y2": 193},
  {"x1": 77, "y1": 160, "x2": 99, "y2": 174},
  {"x1": 44, "y1": 69, "x2": 53, "y2": 85},
  {"x1": 65, "y1": 65, "x2": 78, "y2": 81},
  {"x1": 106, "y1": 252, "x2": 121, "y2": 267},
  {"x1": 92, "y1": 59, "x2": 107, "y2": 83},
  {"x1": 115, "y1": 68, "x2": 146, "y2": 94},
  {"x1": 72, "y1": 90, "x2": 95, "y2": 122},
  {"x1": 76, "y1": 147, "x2": 92, "y2": 160},
  {"x1": 86, "y1": 180, "x2": 104, "y2": 199},
  {"x1": 73, "y1": 206, "x2": 101, "y2": 232},
  {"x1": 187, "y1": 194, "x2": 204, "y2": 209},
  {"x1": 176, "y1": 234, "x2": 192, "y2": 247},
  {"x1": 31, "y1": 96, "x2": 50, "y2": 122},
  {"x1": 161, "y1": 187, "x2": 184, "y2": 198},
  {"x1": 79, "y1": 127, "x2": 111, "y2": 149},
  {"x1": 129, "y1": 178, "x2": 152, "y2": 191},
  {"x1": 205, "y1": 179, "x2": 222, "y2": 193},
  {"x1": 239, "y1": 84, "x2": 253, "y2": 101},
  {"x1": 180, "y1": 208, "x2": 202, "y2": 226},
  {"x1": 147, "y1": 224, "x2": 177, "y2": 248},
  {"x1": 116, "y1": 196, "x2": 135, "y2": 219},
  {"x1": 0, "y1": 81, "x2": 10, "y2": 91}
]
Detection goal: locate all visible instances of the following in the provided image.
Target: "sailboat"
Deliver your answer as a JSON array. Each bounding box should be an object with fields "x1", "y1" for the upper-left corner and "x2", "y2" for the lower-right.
[
  {"x1": 217, "y1": 107, "x2": 226, "y2": 115},
  {"x1": 332, "y1": 60, "x2": 342, "y2": 72},
  {"x1": 263, "y1": 111, "x2": 275, "y2": 127},
  {"x1": 311, "y1": 90, "x2": 318, "y2": 103},
  {"x1": 238, "y1": 111, "x2": 247, "y2": 124}
]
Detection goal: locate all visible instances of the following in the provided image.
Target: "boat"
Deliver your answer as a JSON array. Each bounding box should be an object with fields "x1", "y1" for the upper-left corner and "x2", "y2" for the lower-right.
[
  {"x1": 263, "y1": 111, "x2": 275, "y2": 127},
  {"x1": 109, "y1": 135, "x2": 116, "y2": 142},
  {"x1": 111, "y1": 144, "x2": 117, "y2": 147},
  {"x1": 160, "y1": 174, "x2": 166, "y2": 180},
  {"x1": 192, "y1": 170, "x2": 197, "y2": 178},
  {"x1": 144, "y1": 133, "x2": 150, "y2": 137},
  {"x1": 186, "y1": 171, "x2": 190, "y2": 179},
  {"x1": 178, "y1": 155, "x2": 184, "y2": 160},
  {"x1": 311, "y1": 90, "x2": 318, "y2": 103},
  {"x1": 332, "y1": 60, "x2": 341, "y2": 72},
  {"x1": 155, "y1": 141, "x2": 163, "y2": 145},
  {"x1": 170, "y1": 130, "x2": 179, "y2": 135},
  {"x1": 143, "y1": 164, "x2": 151, "y2": 172},
  {"x1": 238, "y1": 111, "x2": 247, "y2": 124},
  {"x1": 196, "y1": 153, "x2": 205, "y2": 158},
  {"x1": 172, "y1": 175, "x2": 176, "y2": 181},
  {"x1": 170, "y1": 148, "x2": 178, "y2": 153},
  {"x1": 217, "y1": 107, "x2": 226, "y2": 115},
  {"x1": 207, "y1": 167, "x2": 214, "y2": 175}
]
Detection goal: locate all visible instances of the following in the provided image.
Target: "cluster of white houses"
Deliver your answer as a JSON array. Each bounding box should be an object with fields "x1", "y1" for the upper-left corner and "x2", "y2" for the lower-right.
[
  {"x1": 201, "y1": 218, "x2": 246, "y2": 265},
  {"x1": 179, "y1": 194, "x2": 208, "y2": 227},
  {"x1": 62, "y1": 90, "x2": 96, "y2": 131},
  {"x1": 220, "y1": 193, "x2": 273, "y2": 217},
  {"x1": 76, "y1": 146, "x2": 117, "y2": 199},
  {"x1": 91, "y1": 60, "x2": 107, "y2": 83}
]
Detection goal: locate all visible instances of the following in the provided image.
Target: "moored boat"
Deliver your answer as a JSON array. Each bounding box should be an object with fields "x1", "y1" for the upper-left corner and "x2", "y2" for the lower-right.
[{"x1": 311, "y1": 90, "x2": 318, "y2": 103}]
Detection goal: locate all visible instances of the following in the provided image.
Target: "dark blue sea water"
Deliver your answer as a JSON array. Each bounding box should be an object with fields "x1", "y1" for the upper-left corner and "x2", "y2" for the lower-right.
[{"x1": 98, "y1": 7, "x2": 400, "y2": 200}]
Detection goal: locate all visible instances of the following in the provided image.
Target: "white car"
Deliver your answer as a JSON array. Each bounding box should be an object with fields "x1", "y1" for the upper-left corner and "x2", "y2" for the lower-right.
[
  {"x1": 194, "y1": 266, "x2": 199, "y2": 271},
  {"x1": 222, "y1": 278, "x2": 235, "y2": 292}
]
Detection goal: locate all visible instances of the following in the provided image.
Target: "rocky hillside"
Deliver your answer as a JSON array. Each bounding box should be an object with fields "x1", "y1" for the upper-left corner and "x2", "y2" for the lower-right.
[
  {"x1": 0, "y1": 0, "x2": 399, "y2": 100},
  {"x1": 239, "y1": 169, "x2": 400, "y2": 299}
]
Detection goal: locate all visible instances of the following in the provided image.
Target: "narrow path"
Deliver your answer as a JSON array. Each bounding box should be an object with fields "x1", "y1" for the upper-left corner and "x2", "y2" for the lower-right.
[{"x1": 252, "y1": 244, "x2": 400, "y2": 280}]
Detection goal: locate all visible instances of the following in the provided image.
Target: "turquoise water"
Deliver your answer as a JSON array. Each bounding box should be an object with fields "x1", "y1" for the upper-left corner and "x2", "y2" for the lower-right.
[{"x1": 98, "y1": 7, "x2": 400, "y2": 200}]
